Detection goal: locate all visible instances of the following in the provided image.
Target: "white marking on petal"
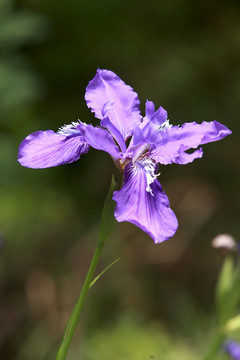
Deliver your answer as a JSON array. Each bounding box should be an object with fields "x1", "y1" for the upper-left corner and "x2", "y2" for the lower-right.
[
  {"x1": 57, "y1": 121, "x2": 81, "y2": 135},
  {"x1": 137, "y1": 158, "x2": 159, "y2": 196},
  {"x1": 158, "y1": 119, "x2": 172, "y2": 132}
]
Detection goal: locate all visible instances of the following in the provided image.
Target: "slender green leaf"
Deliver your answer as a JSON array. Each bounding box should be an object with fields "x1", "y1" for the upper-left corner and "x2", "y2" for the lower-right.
[{"x1": 90, "y1": 257, "x2": 121, "y2": 288}]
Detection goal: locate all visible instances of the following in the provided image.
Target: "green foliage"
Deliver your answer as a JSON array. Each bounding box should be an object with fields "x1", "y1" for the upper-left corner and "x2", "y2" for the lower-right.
[
  {"x1": 79, "y1": 314, "x2": 197, "y2": 360},
  {"x1": 0, "y1": 0, "x2": 239, "y2": 358},
  {"x1": 216, "y1": 255, "x2": 235, "y2": 325},
  {"x1": 203, "y1": 253, "x2": 240, "y2": 359},
  {"x1": 216, "y1": 255, "x2": 240, "y2": 327},
  {"x1": 0, "y1": 0, "x2": 48, "y2": 122}
]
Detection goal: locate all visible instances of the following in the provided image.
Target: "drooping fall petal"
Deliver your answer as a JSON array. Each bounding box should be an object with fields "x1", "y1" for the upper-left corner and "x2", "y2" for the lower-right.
[
  {"x1": 18, "y1": 130, "x2": 89, "y2": 169},
  {"x1": 113, "y1": 161, "x2": 178, "y2": 243}
]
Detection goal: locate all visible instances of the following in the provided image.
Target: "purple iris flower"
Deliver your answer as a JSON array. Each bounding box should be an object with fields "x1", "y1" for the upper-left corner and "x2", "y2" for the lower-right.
[
  {"x1": 223, "y1": 340, "x2": 240, "y2": 359},
  {"x1": 18, "y1": 69, "x2": 231, "y2": 243}
]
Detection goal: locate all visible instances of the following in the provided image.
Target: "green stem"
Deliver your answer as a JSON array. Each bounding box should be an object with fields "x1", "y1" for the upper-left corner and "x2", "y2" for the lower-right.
[
  {"x1": 56, "y1": 240, "x2": 105, "y2": 360},
  {"x1": 56, "y1": 176, "x2": 117, "y2": 360},
  {"x1": 203, "y1": 330, "x2": 225, "y2": 360}
]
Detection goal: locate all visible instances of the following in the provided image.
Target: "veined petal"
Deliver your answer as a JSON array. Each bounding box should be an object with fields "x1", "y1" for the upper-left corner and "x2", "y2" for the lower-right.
[
  {"x1": 145, "y1": 100, "x2": 155, "y2": 119},
  {"x1": 150, "y1": 120, "x2": 232, "y2": 165},
  {"x1": 76, "y1": 121, "x2": 120, "y2": 159},
  {"x1": 18, "y1": 130, "x2": 89, "y2": 169},
  {"x1": 174, "y1": 146, "x2": 203, "y2": 164},
  {"x1": 130, "y1": 102, "x2": 169, "y2": 149},
  {"x1": 112, "y1": 161, "x2": 178, "y2": 243},
  {"x1": 85, "y1": 69, "x2": 141, "y2": 140},
  {"x1": 100, "y1": 117, "x2": 127, "y2": 153},
  {"x1": 152, "y1": 105, "x2": 168, "y2": 125},
  {"x1": 141, "y1": 101, "x2": 168, "y2": 130},
  {"x1": 145, "y1": 100, "x2": 168, "y2": 125}
]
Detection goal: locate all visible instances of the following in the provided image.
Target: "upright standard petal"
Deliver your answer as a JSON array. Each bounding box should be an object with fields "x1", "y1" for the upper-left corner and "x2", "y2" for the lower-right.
[
  {"x1": 113, "y1": 161, "x2": 178, "y2": 243},
  {"x1": 130, "y1": 102, "x2": 169, "y2": 149},
  {"x1": 18, "y1": 130, "x2": 89, "y2": 169},
  {"x1": 85, "y1": 69, "x2": 141, "y2": 140},
  {"x1": 144, "y1": 100, "x2": 168, "y2": 126},
  {"x1": 150, "y1": 120, "x2": 231, "y2": 165}
]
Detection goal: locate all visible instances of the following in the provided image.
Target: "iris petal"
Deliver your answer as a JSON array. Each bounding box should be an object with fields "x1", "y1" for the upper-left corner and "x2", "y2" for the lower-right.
[
  {"x1": 85, "y1": 69, "x2": 141, "y2": 140},
  {"x1": 150, "y1": 120, "x2": 231, "y2": 165},
  {"x1": 113, "y1": 161, "x2": 178, "y2": 243},
  {"x1": 142, "y1": 101, "x2": 168, "y2": 128},
  {"x1": 145, "y1": 100, "x2": 155, "y2": 119},
  {"x1": 18, "y1": 130, "x2": 89, "y2": 169},
  {"x1": 76, "y1": 122, "x2": 120, "y2": 159},
  {"x1": 100, "y1": 117, "x2": 127, "y2": 153},
  {"x1": 223, "y1": 341, "x2": 240, "y2": 360}
]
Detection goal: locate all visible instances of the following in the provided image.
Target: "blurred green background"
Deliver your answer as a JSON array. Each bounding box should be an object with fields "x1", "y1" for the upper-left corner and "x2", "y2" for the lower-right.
[{"x1": 0, "y1": 0, "x2": 239, "y2": 358}]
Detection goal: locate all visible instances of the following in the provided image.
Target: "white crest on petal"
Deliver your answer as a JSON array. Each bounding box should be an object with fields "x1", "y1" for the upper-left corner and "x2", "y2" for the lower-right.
[
  {"x1": 158, "y1": 119, "x2": 172, "y2": 132},
  {"x1": 57, "y1": 121, "x2": 81, "y2": 135},
  {"x1": 136, "y1": 158, "x2": 160, "y2": 196}
]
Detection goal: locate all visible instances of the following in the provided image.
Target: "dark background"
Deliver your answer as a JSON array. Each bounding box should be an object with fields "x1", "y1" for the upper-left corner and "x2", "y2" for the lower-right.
[{"x1": 0, "y1": 0, "x2": 239, "y2": 358}]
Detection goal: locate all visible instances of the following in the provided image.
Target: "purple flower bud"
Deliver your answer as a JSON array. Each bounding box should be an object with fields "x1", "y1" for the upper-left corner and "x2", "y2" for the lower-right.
[{"x1": 224, "y1": 340, "x2": 240, "y2": 359}]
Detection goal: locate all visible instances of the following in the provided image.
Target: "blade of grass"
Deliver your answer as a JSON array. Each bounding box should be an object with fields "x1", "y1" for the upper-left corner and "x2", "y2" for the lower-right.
[{"x1": 90, "y1": 257, "x2": 121, "y2": 288}]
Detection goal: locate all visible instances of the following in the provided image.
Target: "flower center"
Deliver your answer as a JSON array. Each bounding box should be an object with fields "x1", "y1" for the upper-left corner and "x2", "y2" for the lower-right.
[{"x1": 122, "y1": 155, "x2": 159, "y2": 196}]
